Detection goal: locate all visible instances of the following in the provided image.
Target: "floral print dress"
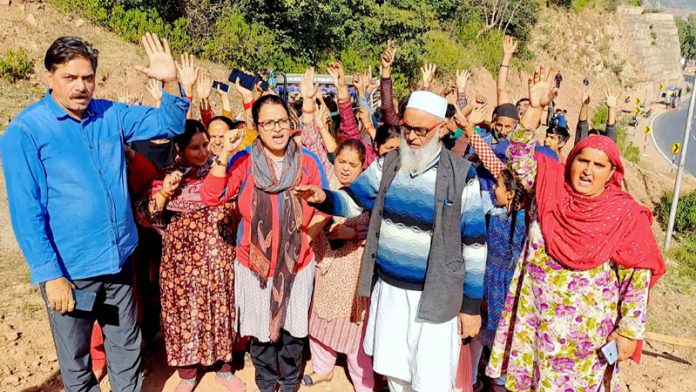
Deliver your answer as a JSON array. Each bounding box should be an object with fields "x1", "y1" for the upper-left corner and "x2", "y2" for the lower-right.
[
  {"x1": 485, "y1": 128, "x2": 651, "y2": 392},
  {"x1": 142, "y1": 163, "x2": 240, "y2": 367}
]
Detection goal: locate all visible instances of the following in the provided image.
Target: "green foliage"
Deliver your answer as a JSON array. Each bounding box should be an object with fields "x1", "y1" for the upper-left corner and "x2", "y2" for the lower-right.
[
  {"x1": 666, "y1": 234, "x2": 696, "y2": 285},
  {"x1": 591, "y1": 106, "x2": 608, "y2": 127},
  {"x1": 47, "y1": 0, "x2": 541, "y2": 89},
  {"x1": 657, "y1": 191, "x2": 696, "y2": 233},
  {"x1": 676, "y1": 15, "x2": 696, "y2": 60},
  {"x1": 0, "y1": 48, "x2": 33, "y2": 82}
]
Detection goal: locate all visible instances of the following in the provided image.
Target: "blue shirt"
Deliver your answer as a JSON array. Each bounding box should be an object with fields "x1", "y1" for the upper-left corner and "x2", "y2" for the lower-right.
[{"x1": 0, "y1": 91, "x2": 189, "y2": 284}]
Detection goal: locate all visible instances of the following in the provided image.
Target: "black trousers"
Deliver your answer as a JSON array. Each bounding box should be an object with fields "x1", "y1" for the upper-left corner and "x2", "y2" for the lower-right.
[
  {"x1": 40, "y1": 261, "x2": 142, "y2": 392},
  {"x1": 250, "y1": 329, "x2": 304, "y2": 392}
]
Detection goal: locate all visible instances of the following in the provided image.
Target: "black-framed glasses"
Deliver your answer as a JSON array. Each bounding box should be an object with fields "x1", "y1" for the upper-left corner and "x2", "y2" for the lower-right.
[
  {"x1": 400, "y1": 121, "x2": 443, "y2": 137},
  {"x1": 259, "y1": 118, "x2": 291, "y2": 132}
]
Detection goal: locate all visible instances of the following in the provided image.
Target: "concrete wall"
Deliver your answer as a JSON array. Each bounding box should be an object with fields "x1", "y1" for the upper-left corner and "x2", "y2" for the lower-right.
[{"x1": 618, "y1": 7, "x2": 684, "y2": 93}]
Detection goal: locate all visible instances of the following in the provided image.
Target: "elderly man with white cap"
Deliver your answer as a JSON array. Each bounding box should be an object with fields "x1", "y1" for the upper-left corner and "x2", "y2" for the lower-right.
[{"x1": 295, "y1": 91, "x2": 487, "y2": 391}]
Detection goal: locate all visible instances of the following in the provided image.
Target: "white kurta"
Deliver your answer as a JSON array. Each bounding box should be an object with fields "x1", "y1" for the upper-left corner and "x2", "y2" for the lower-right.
[{"x1": 364, "y1": 278, "x2": 461, "y2": 392}]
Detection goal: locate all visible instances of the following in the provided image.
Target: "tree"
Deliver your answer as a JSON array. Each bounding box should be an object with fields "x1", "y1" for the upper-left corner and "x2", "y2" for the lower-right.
[{"x1": 676, "y1": 15, "x2": 696, "y2": 60}]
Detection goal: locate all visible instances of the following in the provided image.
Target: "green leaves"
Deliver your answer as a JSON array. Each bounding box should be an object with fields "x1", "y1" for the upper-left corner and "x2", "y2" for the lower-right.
[
  {"x1": 0, "y1": 49, "x2": 33, "y2": 82},
  {"x1": 676, "y1": 15, "x2": 696, "y2": 60}
]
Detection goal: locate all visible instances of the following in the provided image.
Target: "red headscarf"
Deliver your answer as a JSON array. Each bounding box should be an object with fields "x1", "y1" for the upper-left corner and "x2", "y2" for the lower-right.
[
  {"x1": 535, "y1": 135, "x2": 665, "y2": 283},
  {"x1": 535, "y1": 135, "x2": 665, "y2": 361}
]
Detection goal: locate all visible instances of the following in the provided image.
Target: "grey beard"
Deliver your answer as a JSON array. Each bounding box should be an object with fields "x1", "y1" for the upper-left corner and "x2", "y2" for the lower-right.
[{"x1": 399, "y1": 133, "x2": 441, "y2": 176}]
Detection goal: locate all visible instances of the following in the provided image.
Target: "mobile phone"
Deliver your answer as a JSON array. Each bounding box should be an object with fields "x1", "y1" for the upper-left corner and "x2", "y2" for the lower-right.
[
  {"x1": 212, "y1": 81, "x2": 229, "y2": 93},
  {"x1": 73, "y1": 289, "x2": 97, "y2": 312},
  {"x1": 600, "y1": 340, "x2": 618, "y2": 365},
  {"x1": 229, "y1": 69, "x2": 259, "y2": 91}
]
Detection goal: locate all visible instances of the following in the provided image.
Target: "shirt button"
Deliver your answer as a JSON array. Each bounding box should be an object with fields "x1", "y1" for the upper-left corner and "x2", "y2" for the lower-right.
[{"x1": 371, "y1": 252, "x2": 376, "y2": 259}]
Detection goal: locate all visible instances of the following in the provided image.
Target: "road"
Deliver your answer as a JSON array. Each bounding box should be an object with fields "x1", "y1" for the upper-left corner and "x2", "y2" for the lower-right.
[{"x1": 652, "y1": 91, "x2": 696, "y2": 177}]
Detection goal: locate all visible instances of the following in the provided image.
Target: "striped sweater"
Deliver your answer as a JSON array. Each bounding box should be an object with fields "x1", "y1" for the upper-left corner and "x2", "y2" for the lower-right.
[{"x1": 323, "y1": 150, "x2": 487, "y2": 300}]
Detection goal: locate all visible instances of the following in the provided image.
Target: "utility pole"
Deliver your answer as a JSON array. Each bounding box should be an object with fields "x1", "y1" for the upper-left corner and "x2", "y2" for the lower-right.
[{"x1": 664, "y1": 85, "x2": 696, "y2": 250}]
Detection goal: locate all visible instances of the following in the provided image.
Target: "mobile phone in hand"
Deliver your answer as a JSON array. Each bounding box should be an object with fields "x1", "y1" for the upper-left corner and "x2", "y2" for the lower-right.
[
  {"x1": 73, "y1": 289, "x2": 97, "y2": 312},
  {"x1": 600, "y1": 340, "x2": 618, "y2": 365},
  {"x1": 212, "y1": 81, "x2": 230, "y2": 93},
  {"x1": 229, "y1": 69, "x2": 259, "y2": 91}
]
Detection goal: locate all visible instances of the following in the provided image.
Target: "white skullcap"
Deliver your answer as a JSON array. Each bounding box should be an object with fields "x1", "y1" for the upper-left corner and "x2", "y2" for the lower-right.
[{"x1": 406, "y1": 91, "x2": 448, "y2": 119}]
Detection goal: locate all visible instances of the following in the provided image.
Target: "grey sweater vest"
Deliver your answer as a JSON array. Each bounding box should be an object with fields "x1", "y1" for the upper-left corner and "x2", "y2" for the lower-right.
[{"x1": 357, "y1": 148, "x2": 476, "y2": 323}]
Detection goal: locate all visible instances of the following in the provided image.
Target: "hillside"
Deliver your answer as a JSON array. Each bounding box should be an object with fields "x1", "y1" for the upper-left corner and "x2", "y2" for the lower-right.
[{"x1": 1, "y1": 1, "x2": 696, "y2": 391}]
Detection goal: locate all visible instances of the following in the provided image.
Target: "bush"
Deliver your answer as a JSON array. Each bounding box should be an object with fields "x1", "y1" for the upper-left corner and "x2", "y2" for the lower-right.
[
  {"x1": 656, "y1": 191, "x2": 696, "y2": 233},
  {"x1": 0, "y1": 48, "x2": 33, "y2": 82}
]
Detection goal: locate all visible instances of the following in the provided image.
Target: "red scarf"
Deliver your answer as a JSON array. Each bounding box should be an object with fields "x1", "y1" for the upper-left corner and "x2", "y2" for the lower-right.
[{"x1": 535, "y1": 135, "x2": 665, "y2": 362}]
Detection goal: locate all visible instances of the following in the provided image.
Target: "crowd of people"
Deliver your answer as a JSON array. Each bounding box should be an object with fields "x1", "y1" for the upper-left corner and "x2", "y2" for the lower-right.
[{"x1": 0, "y1": 29, "x2": 667, "y2": 392}]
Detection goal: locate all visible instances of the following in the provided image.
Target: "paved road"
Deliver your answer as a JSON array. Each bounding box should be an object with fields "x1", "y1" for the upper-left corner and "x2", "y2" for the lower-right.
[{"x1": 652, "y1": 91, "x2": 696, "y2": 177}]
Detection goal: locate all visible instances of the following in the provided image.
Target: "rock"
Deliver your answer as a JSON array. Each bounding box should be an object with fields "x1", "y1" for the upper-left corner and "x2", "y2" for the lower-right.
[
  {"x1": 3, "y1": 375, "x2": 20, "y2": 386},
  {"x1": 26, "y1": 13, "x2": 37, "y2": 28},
  {"x1": 0, "y1": 0, "x2": 11, "y2": 6},
  {"x1": 75, "y1": 18, "x2": 85, "y2": 28}
]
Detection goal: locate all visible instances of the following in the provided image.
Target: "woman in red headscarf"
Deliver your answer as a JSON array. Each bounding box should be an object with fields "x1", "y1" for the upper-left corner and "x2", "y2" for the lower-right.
[{"x1": 485, "y1": 66, "x2": 665, "y2": 392}]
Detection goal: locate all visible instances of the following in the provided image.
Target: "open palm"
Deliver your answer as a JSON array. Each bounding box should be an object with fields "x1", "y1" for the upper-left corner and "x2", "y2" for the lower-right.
[{"x1": 136, "y1": 33, "x2": 177, "y2": 83}]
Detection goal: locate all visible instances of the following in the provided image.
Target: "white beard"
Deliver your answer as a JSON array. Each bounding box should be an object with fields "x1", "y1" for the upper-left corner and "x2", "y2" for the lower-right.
[{"x1": 399, "y1": 132, "x2": 441, "y2": 176}]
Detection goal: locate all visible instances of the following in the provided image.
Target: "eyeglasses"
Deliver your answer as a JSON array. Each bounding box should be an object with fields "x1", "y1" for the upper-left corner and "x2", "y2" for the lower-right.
[
  {"x1": 400, "y1": 121, "x2": 443, "y2": 137},
  {"x1": 258, "y1": 118, "x2": 291, "y2": 132}
]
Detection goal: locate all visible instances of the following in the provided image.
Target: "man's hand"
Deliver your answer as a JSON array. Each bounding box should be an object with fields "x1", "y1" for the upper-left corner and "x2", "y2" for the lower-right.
[
  {"x1": 45, "y1": 277, "x2": 75, "y2": 314},
  {"x1": 582, "y1": 90, "x2": 591, "y2": 105},
  {"x1": 607, "y1": 331, "x2": 637, "y2": 362},
  {"x1": 135, "y1": 32, "x2": 177, "y2": 83},
  {"x1": 420, "y1": 62, "x2": 437, "y2": 90},
  {"x1": 196, "y1": 71, "x2": 213, "y2": 100},
  {"x1": 459, "y1": 313, "x2": 481, "y2": 339},
  {"x1": 176, "y1": 53, "x2": 199, "y2": 96},
  {"x1": 502, "y1": 35, "x2": 518, "y2": 59},
  {"x1": 468, "y1": 98, "x2": 488, "y2": 126},
  {"x1": 293, "y1": 185, "x2": 327, "y2": 204},
  {"x1": 380, "y1": 39, "x2": 396, "y2": 79}
]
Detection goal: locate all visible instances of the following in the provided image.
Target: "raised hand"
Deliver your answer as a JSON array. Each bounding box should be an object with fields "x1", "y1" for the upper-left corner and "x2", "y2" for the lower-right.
[
  {"x1": 300, "y1": 67, "x2": 319, "y2": 99},
  {"x1": 223, "y1": 129, "x2": 244, "y2": 156},
  {"x1": 234, "y1": 73, "x2": 254, "y2": 103},
  {"x1": 605, "y1": 90, "x2": 617, "y2": 108},
  {"x1": 162, "y1": 170, "x2": 183, "y2": 193},
  {"x1": 327, "y1": 62, "x2": 347, "y2": 88},
  {"x1": 381, "y1": 39, "x2": 396, "y2": 78},
  {"x1": 117, "y1": 88, "x2": 131, "y2": 104},
  {"x1": 356, "y1": 107, "x2": 372, "y2": 127},
  {"x1": 455, "y1": 70, "x2": 470, "y2": 92},
  {"x1": 421, "y1": 62, "x2": 437, "y2": 89},
  {"x1": 468, "y1": 99, "x2": 488, "y2": 125},
  {"x1": 582, "y1": 90, "x2": 591, "y2": 105},
  {"x1": 135, "y1": 32, "x2": 177, "y2": 83},
  {"x1": 196, "y1": 71, "x2": 212, "y2": 100},
  {"x1": 527, "y1": 65, "x2": 558, "y2": 109},
  {"x1": 175, "y1": 53, "x2": 199, "y2": 95},
  {"x1": 146, "y1": 79, "x2": 163, "y2": 102},
  {"x1": 503, "y1": 35, "x2": 518, "y2": 59}
]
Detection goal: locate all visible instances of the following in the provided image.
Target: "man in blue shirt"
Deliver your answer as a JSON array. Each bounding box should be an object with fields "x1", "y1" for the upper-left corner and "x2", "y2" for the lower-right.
[{"x1": 0, "y1": 33, "x2": 189, "y2": 392}]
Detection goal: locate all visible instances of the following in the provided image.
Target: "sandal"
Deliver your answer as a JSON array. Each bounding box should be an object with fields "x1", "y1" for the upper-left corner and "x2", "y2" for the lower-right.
[{"x1": 302, "y1": 373, "x2": 333, "y2": 387}]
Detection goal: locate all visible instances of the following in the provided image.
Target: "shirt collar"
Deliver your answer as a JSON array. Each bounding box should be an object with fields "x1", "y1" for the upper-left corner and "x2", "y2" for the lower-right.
[{"x1": 43, "y1": 90, "x2": 96, "y2": 121}]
